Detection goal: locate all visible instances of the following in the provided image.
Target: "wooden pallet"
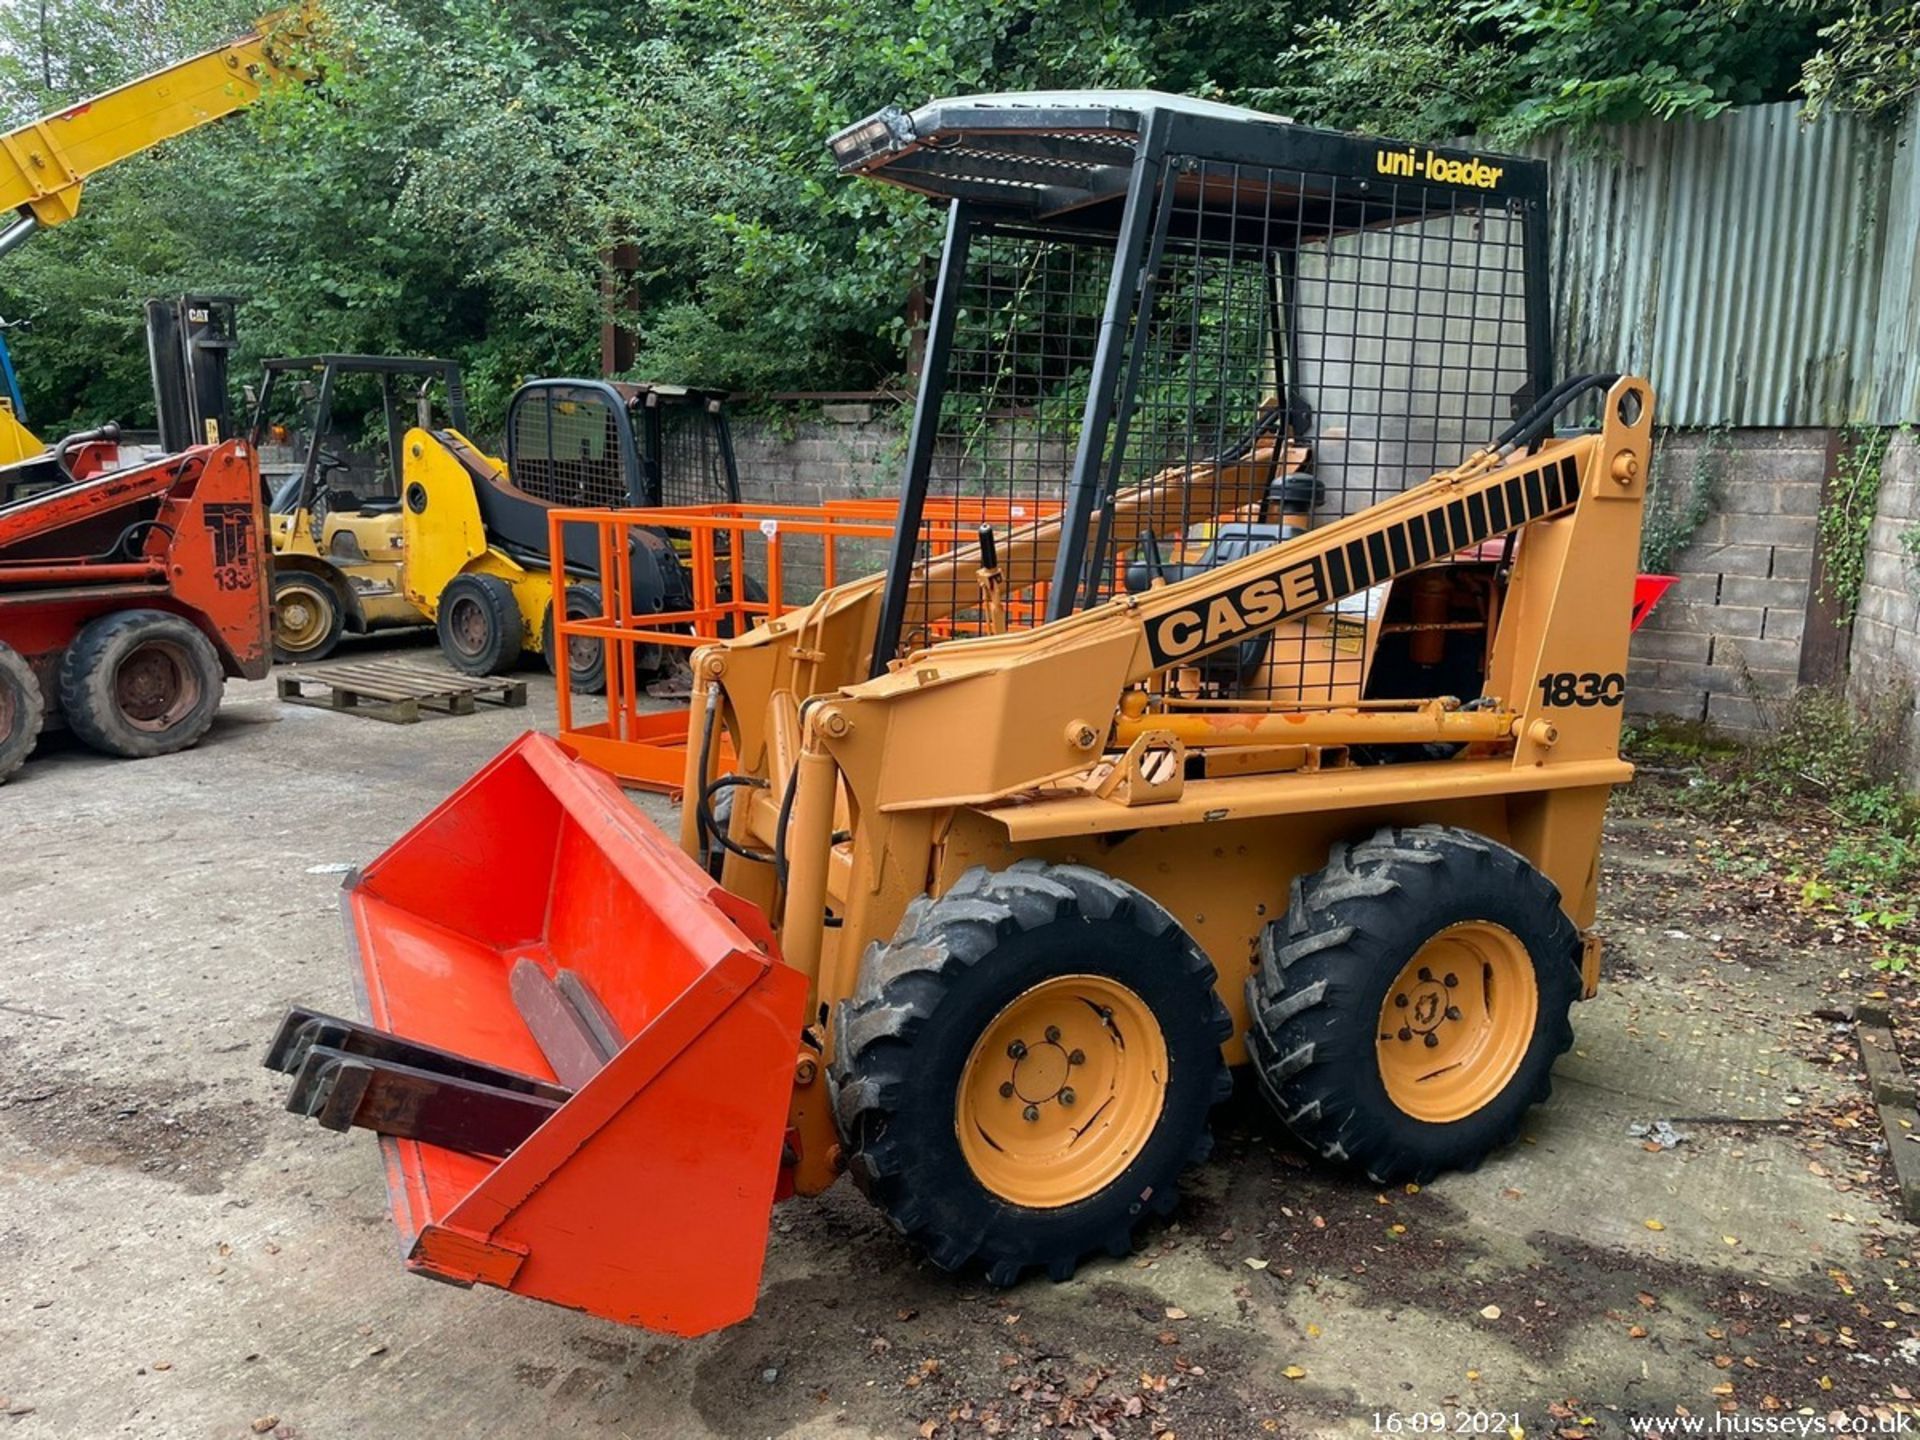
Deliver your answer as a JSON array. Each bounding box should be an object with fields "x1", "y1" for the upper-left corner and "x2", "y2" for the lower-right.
[{"x1": 277, "y1": 659, "x2": 528, "y2": 724}]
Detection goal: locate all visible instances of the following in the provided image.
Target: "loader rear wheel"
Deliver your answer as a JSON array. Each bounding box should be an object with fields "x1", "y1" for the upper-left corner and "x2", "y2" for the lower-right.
[
  {"x1": 541, "y1": 583, "x2": 607, "y2": 694},
  {"x1": 1245, "y1": 825, "x2": 1580, "y2": 1185},
  {"x1": 58, "y1": 609, "x2": 223, "y2": 759},
  {"x1": 271, "y1": 571, "x2": 344, "y2": 663},
  {"x1": 437, "y1": 574, "x2": 519, "y2": 676},
  {"x1": 831, "y1": 860, "x2": 1232, "y2": 1285},
  {"x1": 0, "y1": 642, "x2": 45, "y2": 782}
]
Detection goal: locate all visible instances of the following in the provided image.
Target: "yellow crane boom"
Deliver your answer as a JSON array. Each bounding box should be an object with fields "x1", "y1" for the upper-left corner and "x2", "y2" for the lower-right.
[{"x1": 0, "y1": 7, "x2": 310, "y2": 253}]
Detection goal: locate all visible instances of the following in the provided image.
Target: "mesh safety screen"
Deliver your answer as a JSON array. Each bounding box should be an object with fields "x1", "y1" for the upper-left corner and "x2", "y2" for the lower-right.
[
  {"x1": 893, "y1": 157, "x2": 1536, "y2": 709},
  {"x1": 511, "y1": 386, "x2": 631, "y2": 508}
]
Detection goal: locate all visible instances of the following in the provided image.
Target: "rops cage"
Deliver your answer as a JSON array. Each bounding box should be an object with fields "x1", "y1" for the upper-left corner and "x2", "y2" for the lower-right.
[{"x1": 831, "y1": 92, "x2": 1554, "y2": 705}]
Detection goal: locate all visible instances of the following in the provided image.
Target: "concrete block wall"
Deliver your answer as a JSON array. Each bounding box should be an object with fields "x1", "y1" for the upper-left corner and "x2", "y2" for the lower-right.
[
  {"x1": 1624, "y1": 428, "x2": 1829, "y2": 733},
  {"x1": 728, "y1": 407, "x2": 902, "y2": 602},
  {"x1": 1846, "y1": 433, "x2": 1920, "y2": 787}
]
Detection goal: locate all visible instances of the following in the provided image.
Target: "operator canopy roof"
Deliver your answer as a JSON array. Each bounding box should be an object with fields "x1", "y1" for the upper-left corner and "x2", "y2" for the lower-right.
[{"x1": 829, "y1": 89, "x2": 1546, "y2": 234}]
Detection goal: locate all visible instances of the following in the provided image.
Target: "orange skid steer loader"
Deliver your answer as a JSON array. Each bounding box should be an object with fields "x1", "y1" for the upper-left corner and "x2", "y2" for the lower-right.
[{"x1": 269, "y1": 92, "x2": 1661, "y2": 1337}]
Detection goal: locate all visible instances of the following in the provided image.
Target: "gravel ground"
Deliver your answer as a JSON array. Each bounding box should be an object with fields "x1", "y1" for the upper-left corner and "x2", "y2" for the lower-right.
[{"x1": 3, "y1": 636, "x2": 1916, "y2": 1438}]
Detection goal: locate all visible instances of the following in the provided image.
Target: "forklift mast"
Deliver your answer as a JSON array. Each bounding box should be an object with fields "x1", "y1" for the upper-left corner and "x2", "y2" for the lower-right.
[{"x1": 146, "y1": 296, "x2": 241, "y2": 451}]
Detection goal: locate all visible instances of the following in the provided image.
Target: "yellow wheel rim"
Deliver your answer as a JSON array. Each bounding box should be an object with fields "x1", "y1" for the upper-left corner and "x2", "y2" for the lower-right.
[
  {"x1": 274, "y1": 582, "x2": 332, "y2": 653},
  {"x1": 1377, "y1": 922, "x2": 1538, "y2": 1124},
  {"x1": 956, "y1": 974, "x2": 1167, "y2": 1208}
]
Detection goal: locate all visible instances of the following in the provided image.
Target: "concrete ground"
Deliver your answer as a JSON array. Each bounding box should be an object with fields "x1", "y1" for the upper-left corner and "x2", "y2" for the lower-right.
[{"x1": 2, "y1": 636, "x2": 1916, "y2": 1438}]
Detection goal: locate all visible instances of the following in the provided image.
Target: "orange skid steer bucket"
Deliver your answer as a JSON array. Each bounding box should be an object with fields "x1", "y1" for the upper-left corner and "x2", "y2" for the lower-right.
[{"x1": 265, "y1": 732, "x2": 806, "y2": 1336}]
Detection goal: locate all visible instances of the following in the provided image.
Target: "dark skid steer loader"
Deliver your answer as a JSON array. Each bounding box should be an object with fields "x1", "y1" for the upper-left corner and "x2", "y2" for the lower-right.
[{"x1": 269, "y1": 90, "x2": 1663, "y2": 1337}]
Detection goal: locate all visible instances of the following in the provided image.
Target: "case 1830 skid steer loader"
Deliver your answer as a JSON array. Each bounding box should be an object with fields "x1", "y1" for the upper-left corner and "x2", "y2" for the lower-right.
[{"x1": 268, "y1": 91, "x2": 1661, "y2": 1338}]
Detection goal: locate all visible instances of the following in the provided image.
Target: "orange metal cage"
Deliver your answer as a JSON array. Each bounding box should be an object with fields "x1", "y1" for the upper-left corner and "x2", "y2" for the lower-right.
[{"x1": 548, "y1": 498, "x2": 1058, "y2": 792}]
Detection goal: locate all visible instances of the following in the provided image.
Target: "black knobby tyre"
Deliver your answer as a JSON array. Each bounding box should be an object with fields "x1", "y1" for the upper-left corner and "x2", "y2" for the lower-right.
[
  {"x1": 830, "y1": 860, "x2": 1233, "y2": 1286},
  {"x1": 541, "y1": 582, "x2": 608, "y2": 694},
  {"x1": 436, "y1": 573, "x2": 520, "y2": 676},
  {"x1": 0, "y1": 641, "x2": 45, "y2": 782},
  {"x1": 57, "y1": 609, "x2": 224, "y2": 760},
  {"x1": 1245, "y1": 824, "x2": 1581, "y2": 1185},
  {"x1": 271, "y1": 570, "x2": 345, "y2": 663}
]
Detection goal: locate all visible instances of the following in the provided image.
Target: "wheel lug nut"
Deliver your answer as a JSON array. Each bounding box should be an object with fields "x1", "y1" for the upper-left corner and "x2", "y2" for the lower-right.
[
  {"x1": 1397, "y1": 1026, "x2": 1412, "y2": 1042},
  {"x1": 1008, "y1": 1040, "x2": 1027, "y2": 1060},
  {"x1": 1068, "y1": 1049, "x2": 1085, "y2": 1066},
  {"x1": 1418, "y1": 966, "x2": 1434, "y2": 983},
  {"x1": 1045, "y1": 1025, "x2": 1061, "y2": 1044},
  {"x1": 1022, "y1": 1105, "x2": 1040, "y2": 1122},
  {"x1": 1394, "y1": 994, "x2": 1409, "y2": 1008},
  {"x1": 1445, "y1": 1005, "x2": 1461, "y2": 1021},
  {"x1": 1423, "y1": 1032, "x2": 1439, "y2": 1048},
  {"x1": 1443, "y1": 972, "x2": 1458, "y2": 988},
  {"x1": 1059, "y1": 1088, "x2": 1075, "y2": 1106},
  {"x1": 999, "y1": 1081, "x2": 1015, "y2": 1098}
]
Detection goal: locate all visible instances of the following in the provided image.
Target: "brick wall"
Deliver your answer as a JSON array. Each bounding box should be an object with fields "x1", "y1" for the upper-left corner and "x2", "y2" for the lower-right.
[
  {"x1": 1846, "y1": 433, "x2": 1920, "y2": 787},
  {"x1": 1625, "y1": 428, "x2": 1829, "y2": 733}
]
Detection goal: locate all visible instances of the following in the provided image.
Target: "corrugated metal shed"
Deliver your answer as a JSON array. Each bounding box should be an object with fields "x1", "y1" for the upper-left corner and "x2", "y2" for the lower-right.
[{"x1": 1520, "y1": 102, "x2": 1920, "y2": 426}]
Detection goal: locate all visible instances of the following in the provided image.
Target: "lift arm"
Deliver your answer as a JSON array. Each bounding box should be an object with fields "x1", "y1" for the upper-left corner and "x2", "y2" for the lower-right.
[{"x1": 0, "y1": 7, "x2": 311, "y2": 252}]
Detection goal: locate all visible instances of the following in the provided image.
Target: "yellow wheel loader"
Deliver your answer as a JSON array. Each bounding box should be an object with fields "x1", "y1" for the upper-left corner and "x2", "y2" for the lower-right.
[
  {"x1": 257, "y1": 357, "x2": 738, "y2": 682},
  {"x1": 269, "y1": 92, "x2": 1660, "y2": 1339}
]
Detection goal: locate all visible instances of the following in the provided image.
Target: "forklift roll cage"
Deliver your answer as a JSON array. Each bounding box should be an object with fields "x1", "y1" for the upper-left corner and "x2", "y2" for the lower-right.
[
  {"x1": 831, "y1": 91, "x2": 1555, "y2": 677},
  {"x1": 251, "y1": 354, "x2": 469, "y2": 516}
]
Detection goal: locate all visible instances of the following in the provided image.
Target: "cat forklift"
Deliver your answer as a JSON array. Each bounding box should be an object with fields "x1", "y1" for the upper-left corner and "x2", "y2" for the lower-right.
[
  {"x1": 270, "y1": 91, "x2": 1661, "y2": 1338},
  {"x1": 257, "y1": 358, "x2": 740, "y2": 682}
]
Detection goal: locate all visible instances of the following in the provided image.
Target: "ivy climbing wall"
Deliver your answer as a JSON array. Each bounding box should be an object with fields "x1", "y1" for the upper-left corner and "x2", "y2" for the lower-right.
[{"x1": 1846, "y1": 434, "x2": 1920, "y2": 787}]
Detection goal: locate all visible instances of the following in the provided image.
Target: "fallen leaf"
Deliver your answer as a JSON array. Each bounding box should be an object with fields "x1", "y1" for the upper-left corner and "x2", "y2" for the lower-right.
[
  {"x1": 1480, "y1": 1305, "x2": 1503, "y2": 1321},
  {"x1": 1645, "y1": 1219, "x2": 1666, "y2": 1232},
  {"x1": 250, "y1": 1419, "x2": 279, "y2": 1435},
  {"x1": 1722, "y1": 1236, "x2": 1739, "y2": 1246},
  {"x1": 1244, "y1": 1258, "x2": 1269, "y2": 1270},
  {"x1": 1628, "y1": 1325, "x2": 1648, "y2": 1339},
  {"x1": 1164, "y1": 1307, "x2": 1188, "y2": 1321},
  {"x1": 1282, "y1": 1365, "x2": 1306, "y2": 1381},
  {"x1": 1305, "y1": 1323, "x2": 1321, "y2": 1339},
  {"x1": 1710, "y1": 1383, "x2": 1733, "y2": 1397}
]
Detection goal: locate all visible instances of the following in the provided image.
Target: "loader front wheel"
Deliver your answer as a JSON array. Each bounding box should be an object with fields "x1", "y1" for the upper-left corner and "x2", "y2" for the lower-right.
[
  {"x1": 271, "y1": 571, "x2": 344, "y2": 663},
  {"x1": 437, "y1": 574, "x2": 519, "y2": 676},
  {"x1": 58, "y1": 609, "x2": 223, "y2": 759},
  {"x1": 1245, "y1": 825, "x2": 1580, "y2": 1185},
  {"x1": 0, "y1": 641, "x2": 45, "y2": 782},
  {"x1": 831, "y1": 861, "x2": 1232, "y2": 1286}
]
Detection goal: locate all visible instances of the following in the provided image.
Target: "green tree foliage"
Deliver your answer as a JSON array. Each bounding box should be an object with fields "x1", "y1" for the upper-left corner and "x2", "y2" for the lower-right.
[
  {"x1": 0, "y1": 0, "x2": 1902, "y2": 435},
  {"x1": 1798, "y1": 0, "x2": 1920, "y2": 120},
  {"x1": 1264, "y1": 0, "x2": 1830, "y2": 142}
]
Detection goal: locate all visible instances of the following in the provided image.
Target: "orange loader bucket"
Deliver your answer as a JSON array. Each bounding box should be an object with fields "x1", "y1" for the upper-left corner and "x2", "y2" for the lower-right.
[{"x1": 266, "y1": 732, "x2": 806, "y2": 1337}]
